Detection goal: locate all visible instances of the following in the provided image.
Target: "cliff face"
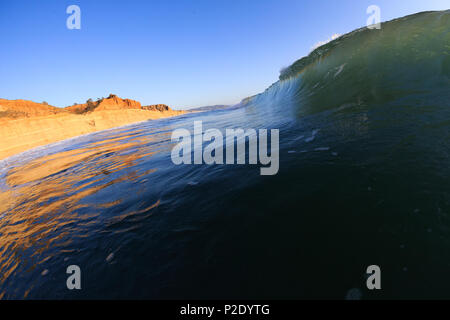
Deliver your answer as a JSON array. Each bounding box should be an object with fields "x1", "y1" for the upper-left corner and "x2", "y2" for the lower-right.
[
  {"x1": 64, "y1": 103, "x2": 90, "y2": 114},
  {"x1": 0, "y1": 94, "x2": 185, "y2": 160},
  {"x1": 0, "y1": 99, "x2": 65, "y2": 118},
  {"x1": 64, "y1": 95, "x2": 173, "y2": 114},
  {"x1": 1, "y1": 95, "x2": 176, "y2": 119},
  {"x1": 95, "y1": 94, "x2": 142, "y2": 111},
  {"x1": 65, "y1": 94, "x2": 142, "y2": 114},
  {"x1": 142, "y1": 104, "x2": 171, "y2": 112}
]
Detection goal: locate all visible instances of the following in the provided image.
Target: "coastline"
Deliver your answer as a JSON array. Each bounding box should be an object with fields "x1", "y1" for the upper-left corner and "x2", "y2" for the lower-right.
[{"x1": 0, "y1": 108, "x2": 185, "y2": 161}]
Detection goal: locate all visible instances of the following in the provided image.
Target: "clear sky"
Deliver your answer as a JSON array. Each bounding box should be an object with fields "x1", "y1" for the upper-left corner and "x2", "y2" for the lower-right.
[{"x1": 0, "y1": 0, "x2": 448, "y2": 109}]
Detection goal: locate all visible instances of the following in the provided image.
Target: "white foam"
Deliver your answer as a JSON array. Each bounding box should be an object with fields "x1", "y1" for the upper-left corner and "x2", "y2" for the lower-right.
[
  {"x1": 334, "y1": 63, "x2": 347, "y2": 78},
  {"x1": 305, "y1": 129, "x2": 319, "y2": 143},
  {"x1": 106, "y1": 253, "x2": 114, "y2": 263}
]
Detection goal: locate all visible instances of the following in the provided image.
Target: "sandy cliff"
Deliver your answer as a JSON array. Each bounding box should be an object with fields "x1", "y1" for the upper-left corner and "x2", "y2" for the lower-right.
[
  {"x1": 65, "y1": 94, "x2": 142, "y2": 113},
  {"x1": 0, "y1": 99, "x2": 66, "y2": 118},
  {"x1": 0, "y1": 95, "x2": 185, "y2": 160}
]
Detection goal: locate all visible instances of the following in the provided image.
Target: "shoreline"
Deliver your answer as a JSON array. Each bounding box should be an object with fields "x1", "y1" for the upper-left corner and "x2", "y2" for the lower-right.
[{"x1": 0, "y1": 109, "x2": 185, "y2": 162}]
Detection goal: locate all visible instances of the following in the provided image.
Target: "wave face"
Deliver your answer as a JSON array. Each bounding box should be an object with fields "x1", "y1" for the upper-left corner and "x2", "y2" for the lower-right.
[{"x1": 0, "y1": 10, "x2": 449, "y2": 299}]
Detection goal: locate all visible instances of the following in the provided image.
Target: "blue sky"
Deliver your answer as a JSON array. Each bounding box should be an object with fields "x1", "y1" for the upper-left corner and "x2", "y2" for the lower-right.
[{"x1": 0, "y1": 0, "x2": 448, "y2": 109}]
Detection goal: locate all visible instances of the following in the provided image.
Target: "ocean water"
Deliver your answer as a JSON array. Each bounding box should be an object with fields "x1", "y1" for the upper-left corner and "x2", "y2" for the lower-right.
[{"x1": 0, "y1": 10, "x2": 449, "y2": 299}]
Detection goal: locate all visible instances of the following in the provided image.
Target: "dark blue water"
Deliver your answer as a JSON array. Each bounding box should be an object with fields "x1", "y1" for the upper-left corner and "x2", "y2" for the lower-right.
[{"x1": 0, "y1": 10, "x2": 449, "y2": 299}]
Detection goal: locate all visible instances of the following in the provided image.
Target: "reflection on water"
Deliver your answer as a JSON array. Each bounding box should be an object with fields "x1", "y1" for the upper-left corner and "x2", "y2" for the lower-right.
[
  {"x1": 0, "y1": 88, "x2": 449, "y2": 299},
  {"x1": 2, "y1": 102, "x2": 287, "y2": 298},
  {"x1": 0, "y1": 122, "x2": 174, "y2": 298}
]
